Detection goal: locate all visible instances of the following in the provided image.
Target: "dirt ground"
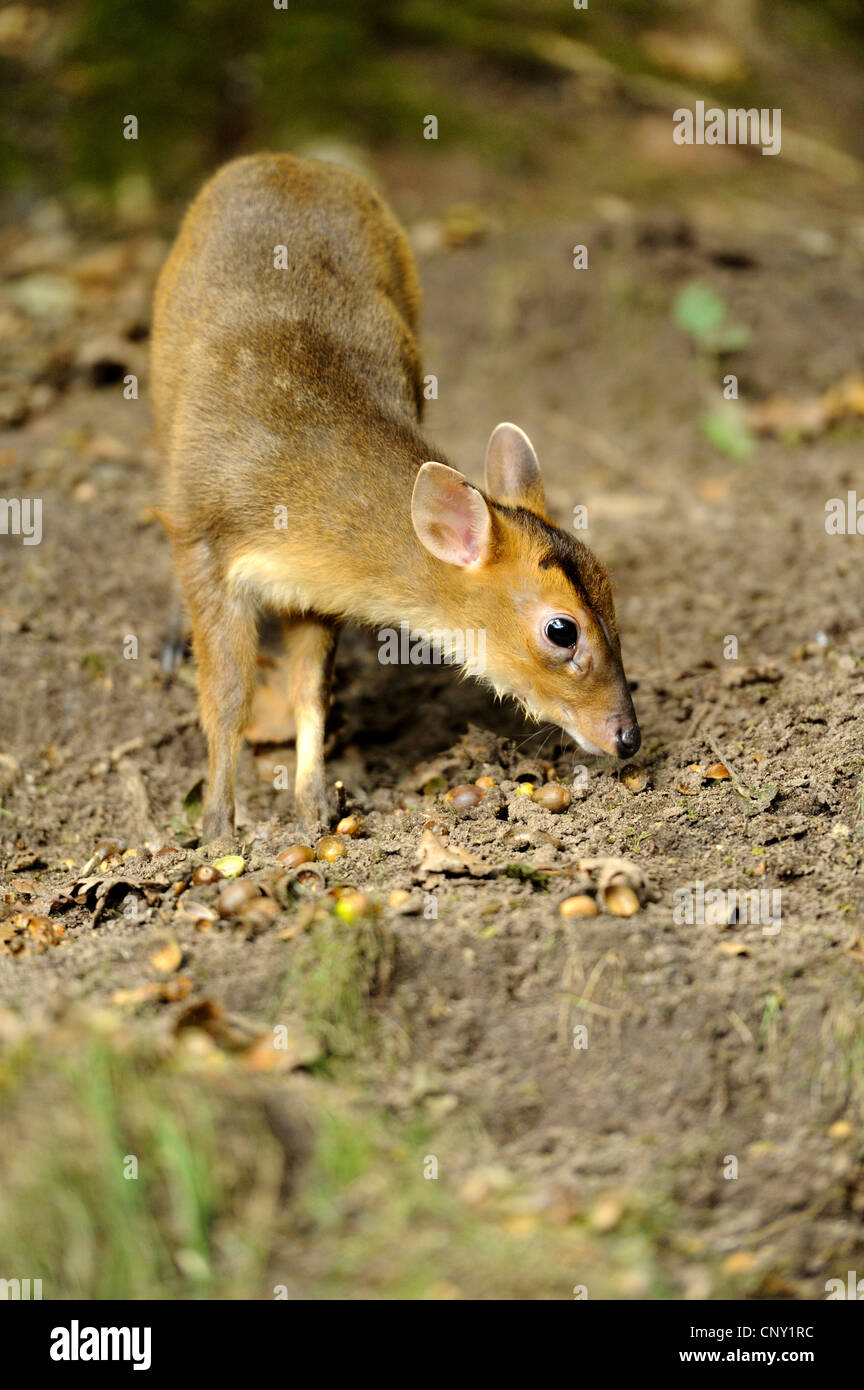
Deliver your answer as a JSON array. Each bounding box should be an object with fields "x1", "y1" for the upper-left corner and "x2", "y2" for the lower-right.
[{"x1": 2, "y1": 105, "x2": 864, "y2": 1299}]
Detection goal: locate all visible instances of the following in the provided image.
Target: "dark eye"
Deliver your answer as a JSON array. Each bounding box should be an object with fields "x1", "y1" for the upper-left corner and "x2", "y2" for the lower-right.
[{"x1": 544, "y1": 616, "x2": 579, "y2": 649}]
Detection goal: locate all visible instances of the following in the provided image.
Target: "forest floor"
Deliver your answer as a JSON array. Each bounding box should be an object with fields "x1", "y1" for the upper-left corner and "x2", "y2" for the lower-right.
[{"x1": 2, "y1": 97, "x2": 864, "y2": 1298}]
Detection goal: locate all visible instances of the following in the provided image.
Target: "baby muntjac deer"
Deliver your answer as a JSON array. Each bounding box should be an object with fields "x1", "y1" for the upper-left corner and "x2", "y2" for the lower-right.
[{"x1": 152, "y1": 153, "x2": 639, "y2": 843}]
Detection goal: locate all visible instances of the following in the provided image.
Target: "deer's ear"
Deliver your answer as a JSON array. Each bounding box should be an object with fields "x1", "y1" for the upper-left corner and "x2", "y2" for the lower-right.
[
  {"x1": 412, "y1": 463, "x2": 492, "y2": 568},
  {"x1": 484, "y1": 423, "x2": 546, "y2": 514}
]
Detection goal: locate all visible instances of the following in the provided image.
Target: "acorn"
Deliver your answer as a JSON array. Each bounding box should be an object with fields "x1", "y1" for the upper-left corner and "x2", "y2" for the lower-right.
[
  {"x1": 316, "y1": 835, "x2": 346, "y2": 862},
  {"x1": 335, "y1": 814, "x2": 364, "y2": 837},
  {"x1": 532, "y1": 784, "x2": 571, "y2": 813},
  {"x1": 296, "y1": 868, "x2": 325, "y2": 892},
  {"x1": 445, "y1": 784, "x2": 485, "y2": 810},
  {"x1": 603, "y1": 884, "x2": 640, "y2": 918},
  {"x1": 217, "y1": 880, "x2": 260, "y2": 917},
  {"x1": 559, "y1": 895, "x2": 599, "y2": 919},
  {"x1": 388, "y1": 889, "x2": 411, "y2": 908},
  {"x1": 277, "y1": 845, "x2": 315, "y2": 869},
  {"x1": 335, "y1": 891, "x2": 371, "y2": 923},
  {"x1": 192, "y1": 864, "x2": 222, "y2": 886},
  {"x1": 213, "y1": 854, "x2": 245, "y2": 878}
]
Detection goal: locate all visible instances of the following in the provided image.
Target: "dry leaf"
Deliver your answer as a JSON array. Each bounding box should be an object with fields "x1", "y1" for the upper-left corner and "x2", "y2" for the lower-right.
[
  {"x1": 415, "y1": 828, "x2": 489, "y2": 877},
  {"x1": 718, "y1": 942, "x2": 752, "y2": 957}
]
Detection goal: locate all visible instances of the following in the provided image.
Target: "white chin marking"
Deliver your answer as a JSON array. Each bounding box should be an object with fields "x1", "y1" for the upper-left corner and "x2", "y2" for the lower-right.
[{"x1": 565, "y1": 725, "x2": 606, "y2": 756}]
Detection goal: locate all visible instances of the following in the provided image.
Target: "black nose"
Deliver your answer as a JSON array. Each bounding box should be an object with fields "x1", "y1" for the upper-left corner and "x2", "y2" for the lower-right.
[{"x1": 615, "y1": 725, "x2": 641, "y2": 759}]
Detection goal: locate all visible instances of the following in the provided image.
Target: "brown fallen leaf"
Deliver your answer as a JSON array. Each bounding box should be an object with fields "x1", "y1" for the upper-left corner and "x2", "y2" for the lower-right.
[
  {"x1": 704, "y1": 763, "x2": 731, "y2": 780},
  {"x1": 415, "y1": 828, "x2": 489, "y2": 877},
  {"x1": 0, "y1": 912, "x2": 66, "y2": 955},
  {"x1": 747, "y1": 394, "x2": 826, "y2": 439},
  {"x1": 176, "y1": 898, "x2": 219, "y2": 925}
]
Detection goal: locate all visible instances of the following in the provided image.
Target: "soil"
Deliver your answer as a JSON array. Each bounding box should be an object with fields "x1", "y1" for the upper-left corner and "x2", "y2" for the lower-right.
[{"x1": 2, "y1": 110, "x2": 864, "y2": 1298}]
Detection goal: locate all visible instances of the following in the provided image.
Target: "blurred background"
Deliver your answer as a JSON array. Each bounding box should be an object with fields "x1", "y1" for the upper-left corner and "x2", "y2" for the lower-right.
[{"x1": 3, "y1": 0, "x2": 864, "y2": 217}]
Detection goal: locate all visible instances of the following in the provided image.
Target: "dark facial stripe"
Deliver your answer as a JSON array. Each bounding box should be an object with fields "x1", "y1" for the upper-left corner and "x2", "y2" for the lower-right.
[{"x1": 488, "y1": 499, "x2": 610, "y2": 617}]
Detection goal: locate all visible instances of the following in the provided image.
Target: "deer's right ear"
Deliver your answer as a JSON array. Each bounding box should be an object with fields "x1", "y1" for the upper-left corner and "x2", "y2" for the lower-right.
[
  {"x1": 412, "y1": 462, "x2": 492, "y2": 568},
  {"x1": 484, "y1": 422, "x2": 546, "y2": 514}
]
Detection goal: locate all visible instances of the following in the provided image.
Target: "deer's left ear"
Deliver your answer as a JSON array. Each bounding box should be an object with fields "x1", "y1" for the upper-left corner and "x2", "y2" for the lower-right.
[
  {"x1": 412, "y1": 462, "x2": 492, "y2": 568},
  {"x1": 484, "y1": 423, "x2": 546, "y2": 514}
]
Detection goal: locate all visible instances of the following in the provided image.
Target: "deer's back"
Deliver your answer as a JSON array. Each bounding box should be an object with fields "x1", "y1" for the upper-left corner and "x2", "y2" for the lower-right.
[{"x1": 151, "y1": 154, "x2": 424, "y2": 519}]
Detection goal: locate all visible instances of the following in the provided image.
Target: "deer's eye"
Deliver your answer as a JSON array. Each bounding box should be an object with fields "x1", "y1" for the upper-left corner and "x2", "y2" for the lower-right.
[{"x1": 544, "y1": 616, "x2": 579, "y2": 649}]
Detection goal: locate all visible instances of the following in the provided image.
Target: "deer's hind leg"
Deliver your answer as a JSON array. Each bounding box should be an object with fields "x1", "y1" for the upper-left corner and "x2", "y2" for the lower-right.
[
  {"x1": 281, "y1": 614, "x2": 341, "y2": 837},
  {"x1": 177, "y1": 543, "x2": 259, "y2": 844}
]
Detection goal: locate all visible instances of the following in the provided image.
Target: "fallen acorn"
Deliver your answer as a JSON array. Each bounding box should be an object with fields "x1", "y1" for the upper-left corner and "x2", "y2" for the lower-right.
[
  {"x1": 213, "y1": 854, "x2": 245, "y2": 878},
  {"x1": 192, "y1": 864, "x2": 222, "y2": 886},
  {"x1": 475, "y1": 776, "x2": 496, "y2": 790},
  {"x1": 559, "y1": 894, "x2": 599, "y2": 919},
  {"x1": 335, "y1": 891, "x2": 373, "y2": 923},
  {"x1": 445, "y1": 784, "x2": 485, "y2": 810},
  {"x1": 217, "y1": 880, "x2": 260, "y2": 917},
  {"x1": 532, "y1": 784, "x2": 571, "y2": 813},
  {"x1": 388, "y1": 889, "x2": 411, "y2": 908},
  {"x1": 296, "y1": 867, "x2": 325, "y2": 892},
  {"x1": 238, "y1": 897, "x2": 281, "y2": 930},
  {"x1": 603, "y1": 884, "x2": 640, "y2": 918},
  {"x1": 620, "y1": 766, "x2": 648, "y2": 794},
  {"x1": 335, "y1": 814, "x2": 364, "y2": 837},
  {"x1": 277, "y1": 844, "x2": 315, "y2": 869},
  {"x1": 316, "y1": 835, "x2": 346, "y2": 862},
  {"x1": 704, "y1": 762, "x2": 731, "y2": 781}
]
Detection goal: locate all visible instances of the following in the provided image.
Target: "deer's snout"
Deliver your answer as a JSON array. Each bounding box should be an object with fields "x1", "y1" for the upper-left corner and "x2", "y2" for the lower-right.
[{"x1": 614, "y1": 723, "x2": 641, "y2": 759}]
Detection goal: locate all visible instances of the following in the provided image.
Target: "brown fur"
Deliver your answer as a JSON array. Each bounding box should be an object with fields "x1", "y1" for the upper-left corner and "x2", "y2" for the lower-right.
[{"x1": 151, "y1": 153, "x2": 638, "y2": 841}]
